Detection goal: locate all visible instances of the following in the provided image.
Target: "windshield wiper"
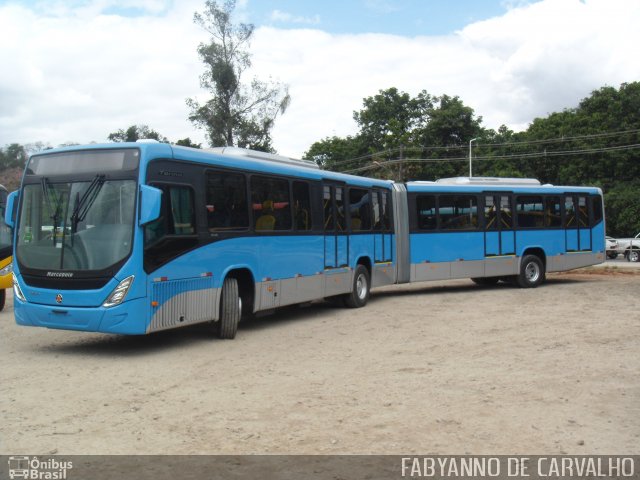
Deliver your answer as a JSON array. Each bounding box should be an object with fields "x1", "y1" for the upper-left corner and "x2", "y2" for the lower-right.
[
  {"x1": 70, "y1": 174, "x2": 105, "y2": 234},
  {"x1": 41, "y1": 177, "x2": 63, "y2": 246}
]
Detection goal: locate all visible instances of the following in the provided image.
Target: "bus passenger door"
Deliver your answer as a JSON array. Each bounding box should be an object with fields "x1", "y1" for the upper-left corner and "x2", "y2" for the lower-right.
[
  {"x1": 564, "y1": 195, "x2": 591, "y2": 251},
  {"x1": 335, "y1": 187, "x2": 348, "y2": 266},
  {"x1": 484, "y1": 194, "x2": 515, "y2": 257},
  {"x1": 323, "y1": 184, "x2": 348, "y2": 268},
  {"x1": 577, "y1": 196, "x2": 591, "y2": 251},
  {"x1": 484, "y1": 194, "x2": 515, "y2": 277},
  {"x1": 372, "y1": 190, "x2": 393, "y2": 264},
  {"x1": 372, "y1": 191, "x2": 384, "y2": 263}
]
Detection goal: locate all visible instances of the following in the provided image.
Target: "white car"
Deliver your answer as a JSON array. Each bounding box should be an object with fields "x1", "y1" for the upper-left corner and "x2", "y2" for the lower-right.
[
  {"x1": 606, "y1": 236, "x2": 619, "y2": 259},
  {"x1": 616, "y1": 232, "x2": 640, "y2": 262}
]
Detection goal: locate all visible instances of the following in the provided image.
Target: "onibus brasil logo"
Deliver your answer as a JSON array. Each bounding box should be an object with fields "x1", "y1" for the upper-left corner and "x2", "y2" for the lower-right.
[{"x1": 8, "y1": 456, "x2": 73, "y2": 479}]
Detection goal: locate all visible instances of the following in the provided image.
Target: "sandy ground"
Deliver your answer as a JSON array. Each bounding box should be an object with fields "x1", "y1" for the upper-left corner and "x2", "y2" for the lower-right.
[{"x1": 1, "y1": 268, "x2": 639, "y2": 455}]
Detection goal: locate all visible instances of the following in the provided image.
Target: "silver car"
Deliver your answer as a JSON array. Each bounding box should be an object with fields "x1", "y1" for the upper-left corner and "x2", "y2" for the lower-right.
[{"x1": 606, "y1": 236, "x2": 619, "y2": 259}]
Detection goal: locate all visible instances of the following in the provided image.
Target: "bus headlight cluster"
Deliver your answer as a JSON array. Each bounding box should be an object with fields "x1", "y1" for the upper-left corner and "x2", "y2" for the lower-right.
[
  {"x1": 0, "y1": 263, "x2": 12, "y2": 277},
  {"x1": 13, "y1": 273, "x2": 26, "y2": 302},
  {"x1": 103, "y1": 275, "x2": 134, "y2": 308}
]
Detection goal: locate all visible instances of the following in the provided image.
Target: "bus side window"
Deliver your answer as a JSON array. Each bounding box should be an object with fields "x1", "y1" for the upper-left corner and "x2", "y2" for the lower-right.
[
  {"x1": 439, "y1": 195, "x2": 478, "y2": 230},
  {"x1": 251, "y1": 176, "x2": 291, "y2": 231},
  {"x1": 170, "y1": 187, "x2": 195, "y2": 235},
  {"x1": 206, "y1": 171, "x2": 249, "y2": 231},
  {"x1": 145, "y1": 184, "x2": 196, "y2": 244},
  {"x1": 417, "y1": 195, "x2": 437, "y2": 230},
  {"x1": 292, "y1": 181, "x2": 311, "y2": 231},
  {"x1": 591, "y1": 195, "x2": 603, "y2": 225},
  {"x1": 517, "y1": 196, "x2": 544, "y2": 228},
  {"x1": 545, "y1": 196, "x2": 562, "y2": 227},
  {"x1": 349, "y1": 188, "x2": 371, "y2": 231}
]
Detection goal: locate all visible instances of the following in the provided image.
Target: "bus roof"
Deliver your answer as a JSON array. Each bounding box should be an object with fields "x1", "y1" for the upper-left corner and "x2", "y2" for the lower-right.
[
  {"x1": 29, "y1": 142, "x2": 395, "y2": 189},
  {"x1": 26, "y1": 143, "x2": 602, "y2": 194},
  {"x1": 406, "y1": 180, "x2": 602, "y2": 195}
]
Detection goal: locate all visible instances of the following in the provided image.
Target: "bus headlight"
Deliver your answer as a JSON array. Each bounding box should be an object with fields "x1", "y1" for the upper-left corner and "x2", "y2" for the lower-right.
[
  {"x1": 103, "y1": 275, "x2": 134, "y2": 308},
  {"x1": 13, "y1": 273, "x2": 26, "y2": 302},
  {"x1": 0, "y1": 263, "x2": 12, "y2": 277}
]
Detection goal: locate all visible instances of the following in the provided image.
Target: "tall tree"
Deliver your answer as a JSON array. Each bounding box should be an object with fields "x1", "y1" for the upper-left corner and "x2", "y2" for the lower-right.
[
  {"x1": 186, "y1": 0, "x2": 290, "y2": 152},
  {"x1": 353, "y1": 88, "x2": 432, "y2": 153}
]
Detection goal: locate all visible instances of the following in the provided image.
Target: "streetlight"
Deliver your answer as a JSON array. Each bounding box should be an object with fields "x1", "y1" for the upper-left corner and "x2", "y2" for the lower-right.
[{"x1": 469, "y1": 137, "x2": 478, "y2": 178}]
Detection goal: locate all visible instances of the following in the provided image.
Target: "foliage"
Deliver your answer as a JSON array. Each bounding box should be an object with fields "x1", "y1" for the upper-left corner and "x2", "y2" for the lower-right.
[
  {"x1": 0, "y1": 144, "x2": 28, "y2": 170},
  {"x1": 107, "y1": 125, "x2": 169, "y2": 143},
  {"x1": 304, "y1": 82, "x2": 640, "y2": 236},
  {"x1": 175, "y1": 138, "x2": 202, "y2": 148},
  {"x1": 186, "y1": 0, "x2": 290, "y2": 152},
  {"x1": 305, "y1": 88, "x2": 484, "y2": 180}
]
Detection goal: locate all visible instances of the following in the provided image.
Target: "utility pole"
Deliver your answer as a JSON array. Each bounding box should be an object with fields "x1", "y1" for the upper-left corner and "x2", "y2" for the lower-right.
[
  {"x1": 397, "y1": 144, "x2": 404, "y2": 182},
  {"x1": 469, "y1": 138, "x2": 478, "y2": 178}
]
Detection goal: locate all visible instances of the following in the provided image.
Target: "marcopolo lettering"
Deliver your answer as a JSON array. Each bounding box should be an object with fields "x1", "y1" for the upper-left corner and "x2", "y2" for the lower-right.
[{"x1": 46, "y1": 272, "x2": 74, "y2": 278}]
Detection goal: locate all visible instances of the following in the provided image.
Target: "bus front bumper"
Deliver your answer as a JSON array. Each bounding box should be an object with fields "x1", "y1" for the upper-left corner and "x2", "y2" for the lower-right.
[{"x1": 14, "y1": 296, "x2": 149, "y2": 335}]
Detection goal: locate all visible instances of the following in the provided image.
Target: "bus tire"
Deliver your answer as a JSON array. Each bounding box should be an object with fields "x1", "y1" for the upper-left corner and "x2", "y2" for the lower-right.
[
  {"x1": 344, "y1": 264, "x2": 370, "y2": 308},
  {"x1": 471, "y1": 277, "x2": 499, "y2": 286},
  {"x1": 218, "y1": 277, "x2": 240, "y2": 339},
  {"x1": 0, "y1": 289, "x2": 5, "y2": 312},
  {"x1": 517, "y1": 255, "x2": 545, "y2": 288}
]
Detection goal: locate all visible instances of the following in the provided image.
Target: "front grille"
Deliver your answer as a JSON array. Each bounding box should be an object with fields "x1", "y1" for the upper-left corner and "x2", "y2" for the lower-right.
[{"x1": 21, "y1": 274, "x2": 110, "y2": 290}]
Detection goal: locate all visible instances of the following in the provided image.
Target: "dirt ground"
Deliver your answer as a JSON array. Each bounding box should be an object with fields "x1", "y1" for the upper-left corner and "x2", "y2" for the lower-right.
[{"x1": 1, "y1": 269, "x2": 639, "y2": 455}]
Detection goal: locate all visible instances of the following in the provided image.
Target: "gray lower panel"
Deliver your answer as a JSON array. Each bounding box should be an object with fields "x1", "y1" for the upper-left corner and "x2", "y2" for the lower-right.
[
  {"x1": 324, "y1": 269, "x2": 352, "y2": 297},
  {"x1": 451, "y1": 260, "x2": 484, "y2": 279},
  {"x1": 254, "y1": 274, "x2": 328, "y2": 311},
  {"x1": 148, "y1": 281, "x2": 218, "y2": 333},
  {"x1": 412, "y1": 262, "x2": 451, "y2": 282},
  {"x1": 260, "y1": 280, "x2": 281, "y2": 310},
  {"x1": 547, "y1": 252, "x2": 604, "y2": 272},
  {"x1": 372, "y1": 263, "x2": 395, "y2": 288},
  {"x1": 296, "y1": 274, "x2": 324, "y2": 303},
  {"x1": 484, "y1": 256, "x2": 518, "y2": 277}
]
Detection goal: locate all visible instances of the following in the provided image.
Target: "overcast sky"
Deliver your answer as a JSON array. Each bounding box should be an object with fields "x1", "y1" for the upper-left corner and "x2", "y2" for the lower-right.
[{"x1": 1, "y1": 0, "x2": 639, "y2": 158}]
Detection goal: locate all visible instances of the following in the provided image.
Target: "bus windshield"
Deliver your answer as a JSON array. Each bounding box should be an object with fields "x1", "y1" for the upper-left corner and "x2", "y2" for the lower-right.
[{"x1": 16, "y1": 179, "x2": 137, "y2": 271}]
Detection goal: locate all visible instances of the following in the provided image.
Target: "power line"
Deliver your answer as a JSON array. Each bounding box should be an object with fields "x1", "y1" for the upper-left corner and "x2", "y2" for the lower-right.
[
  {"x1": 341, "y1": 143, "x2": 640, "y2": 174},
  {"x1": 318, "y1": 127, "x2": 640, "y2": 169}
]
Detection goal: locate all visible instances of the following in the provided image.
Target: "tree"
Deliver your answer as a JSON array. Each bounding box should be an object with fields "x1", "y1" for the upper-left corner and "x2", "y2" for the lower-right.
[
  {"x1": 304, "y1": 135, "x2": 365, "y2": 170},
  {"x1": 107, "y1": 125, "x2": 169, "y2": 143},
  {"x1": 0, "y1": 143, "x2": 28, "y2": 170},
  {"x1": 306, "y1": 88, "x2": 484, "y2": 180},
  {"x1": 186, "y1": 0, "x2": 290, "y2": 152},
  {"x1": 175, "y1": 138, "x2": 202, "y2": 148},
  {"x1": 354, "y1": 88, "x2": 432, "y2": 152}
]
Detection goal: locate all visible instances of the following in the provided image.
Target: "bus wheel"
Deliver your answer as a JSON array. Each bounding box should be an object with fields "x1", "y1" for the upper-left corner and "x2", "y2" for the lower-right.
[
  {"x1": 517, "y1": 255, "x2": 545, "y2": 288},
  {"x1": 344, "y1": 264, "x2": 370, "y2": 308},
  {"x1": 218, "y1": 277, "x2": 240, "y2": 339},
  {"x1": 471, "y1": 277, "x2": 499, "y2": 286},
  {"x1": 0, "y1": 289, "x2": 5, "y2": 312}
]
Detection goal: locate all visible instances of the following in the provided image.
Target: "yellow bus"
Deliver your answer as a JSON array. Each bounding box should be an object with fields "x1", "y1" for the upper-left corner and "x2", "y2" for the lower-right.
[{"x1": 0, "y1": 184, "x2": 12, "y2": 311}]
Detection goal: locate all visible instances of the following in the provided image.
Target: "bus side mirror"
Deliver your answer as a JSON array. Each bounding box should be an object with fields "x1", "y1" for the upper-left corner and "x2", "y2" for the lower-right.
[
  {"x1": 139, "y1": 185, "x2": 162, "y2": 225},
  {"x1": 4, "y1": 191, "x2": 19, "y2": 229}
]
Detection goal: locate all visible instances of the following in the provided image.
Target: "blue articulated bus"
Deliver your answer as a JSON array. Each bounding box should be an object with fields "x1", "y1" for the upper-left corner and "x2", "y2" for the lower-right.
[{"x1": 4, "y1": 143, "x2": 605, "y2": 339}]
